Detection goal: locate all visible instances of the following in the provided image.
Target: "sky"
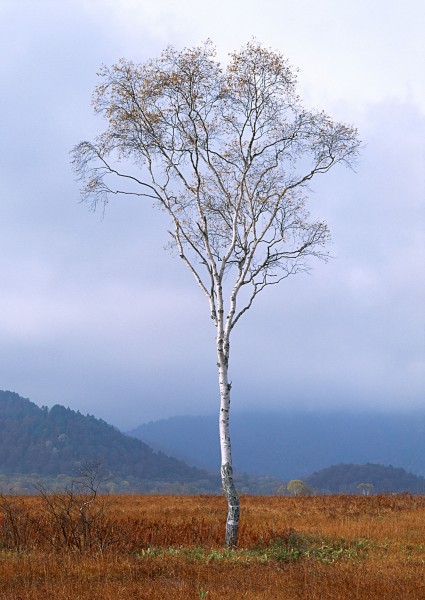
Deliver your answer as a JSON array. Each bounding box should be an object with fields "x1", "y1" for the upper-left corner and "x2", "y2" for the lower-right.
[{"x1": 0, "y1": 0, "x2": 424, "y2": 430}]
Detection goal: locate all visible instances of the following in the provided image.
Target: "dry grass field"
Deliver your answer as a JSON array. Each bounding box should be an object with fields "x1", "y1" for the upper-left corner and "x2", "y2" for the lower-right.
[{"x1": 1, "y1": 494, "x2": 425, "y2": 599}]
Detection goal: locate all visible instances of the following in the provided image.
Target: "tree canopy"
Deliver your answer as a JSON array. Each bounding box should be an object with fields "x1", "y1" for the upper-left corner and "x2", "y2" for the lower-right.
[{"x1": 72, "y1": 41, "x2": 360, "y2": 327}]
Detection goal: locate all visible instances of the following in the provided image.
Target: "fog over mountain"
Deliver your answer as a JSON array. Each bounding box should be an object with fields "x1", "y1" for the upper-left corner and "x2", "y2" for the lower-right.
[{"x1": 129, "y1": 411, "x2": 425, "y2": 480}]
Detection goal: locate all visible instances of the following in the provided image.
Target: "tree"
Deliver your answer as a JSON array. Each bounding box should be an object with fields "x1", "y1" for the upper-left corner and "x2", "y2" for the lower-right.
[
  {"x1": 287, "y1": 479, "x2": 312, "y2": 496},
  {"x1": 71, "y1": 40, "x2": 360, "y2": 547},
  {"x1": 357, "y1": 483, "x2": 374, "y2": 495}
]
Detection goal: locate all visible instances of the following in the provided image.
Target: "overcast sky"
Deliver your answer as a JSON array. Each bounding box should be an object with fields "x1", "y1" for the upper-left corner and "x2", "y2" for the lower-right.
[{"x1": 0, "y1": 0, "x2": 424, "y2": 430}]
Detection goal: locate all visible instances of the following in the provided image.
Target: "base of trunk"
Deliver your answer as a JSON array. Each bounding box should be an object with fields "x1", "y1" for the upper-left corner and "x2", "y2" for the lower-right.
[{"x1": 221, "y1": 462, "x2": 240, "y2": 547}]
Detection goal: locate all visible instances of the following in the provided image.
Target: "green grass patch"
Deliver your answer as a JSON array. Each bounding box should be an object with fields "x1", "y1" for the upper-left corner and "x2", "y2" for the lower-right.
[{"x1": 135, "y1": 533, "x2": 369, "y2": 564}]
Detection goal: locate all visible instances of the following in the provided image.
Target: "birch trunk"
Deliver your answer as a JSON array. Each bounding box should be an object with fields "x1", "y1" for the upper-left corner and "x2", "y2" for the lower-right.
[{"x1": 217, "y1": 328, "x2": 240, "y2": 548}]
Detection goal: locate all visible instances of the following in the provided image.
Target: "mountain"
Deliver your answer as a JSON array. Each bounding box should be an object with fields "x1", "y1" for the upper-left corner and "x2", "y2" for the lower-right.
[
  {"x1": 128, "y1": 411, "x2": 425, "y2": 480},
  {"x1": 0, "y1": 390, "x2": 218, "y2": 492},
  {"x1": 305, "y1": 463, "x2": 425, "y2": 494},
  {"x1": 4, "y1": 390, "x2": 424, "y2": 495}
]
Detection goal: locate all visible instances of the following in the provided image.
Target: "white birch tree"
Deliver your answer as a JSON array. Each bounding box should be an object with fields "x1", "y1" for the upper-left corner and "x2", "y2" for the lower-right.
[{"x1": 71, "y1": 41, "x2": 360, "y2": 547}]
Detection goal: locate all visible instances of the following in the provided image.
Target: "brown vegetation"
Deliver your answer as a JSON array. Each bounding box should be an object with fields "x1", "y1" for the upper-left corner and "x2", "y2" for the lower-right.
[{"x1": 1, "y1": 494, "x2": 425, "y2": 599}]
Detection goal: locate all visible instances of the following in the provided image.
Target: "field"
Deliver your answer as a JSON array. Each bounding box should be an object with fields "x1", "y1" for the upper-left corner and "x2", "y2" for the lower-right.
[{"x1": 1, "y1": 494, "x2": 425, "y2": 599}]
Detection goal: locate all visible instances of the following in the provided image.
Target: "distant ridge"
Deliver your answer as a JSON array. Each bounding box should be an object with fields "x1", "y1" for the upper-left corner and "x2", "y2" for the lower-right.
[
  {"x1": 0, "y1": 390, "x2": 218, "y2": 492},
  {"x1": 129, "y1": 411, "x2": 425, "y2": 480}
]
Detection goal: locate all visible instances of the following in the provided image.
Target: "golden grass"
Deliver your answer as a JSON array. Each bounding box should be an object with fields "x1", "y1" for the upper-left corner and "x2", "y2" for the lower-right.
[{"x1": 1, "y1": 494, "x2": 425, "y2": 599}]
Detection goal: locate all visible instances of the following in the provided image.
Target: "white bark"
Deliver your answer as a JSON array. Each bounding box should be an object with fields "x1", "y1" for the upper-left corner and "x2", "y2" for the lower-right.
[{"x1": 216, "y1": 308, "x2": 240, "y2": 547}]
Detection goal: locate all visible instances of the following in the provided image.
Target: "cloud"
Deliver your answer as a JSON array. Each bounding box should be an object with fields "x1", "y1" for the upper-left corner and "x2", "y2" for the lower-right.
[
  {"x1": 228, "y1": 101, "x2": 425, "y2": 414},
  {"x1": 0, "y1": 1, "x2": 423, "y2": 428}
]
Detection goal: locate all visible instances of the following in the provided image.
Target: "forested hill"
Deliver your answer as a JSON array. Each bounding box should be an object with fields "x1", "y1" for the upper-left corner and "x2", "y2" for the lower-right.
[
  {"x1": 305, "y1": 463, "x2": 425, "y2": 494},
  {"x1": 0, "y1": 390, "x2": 218, "y2": 492}
]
